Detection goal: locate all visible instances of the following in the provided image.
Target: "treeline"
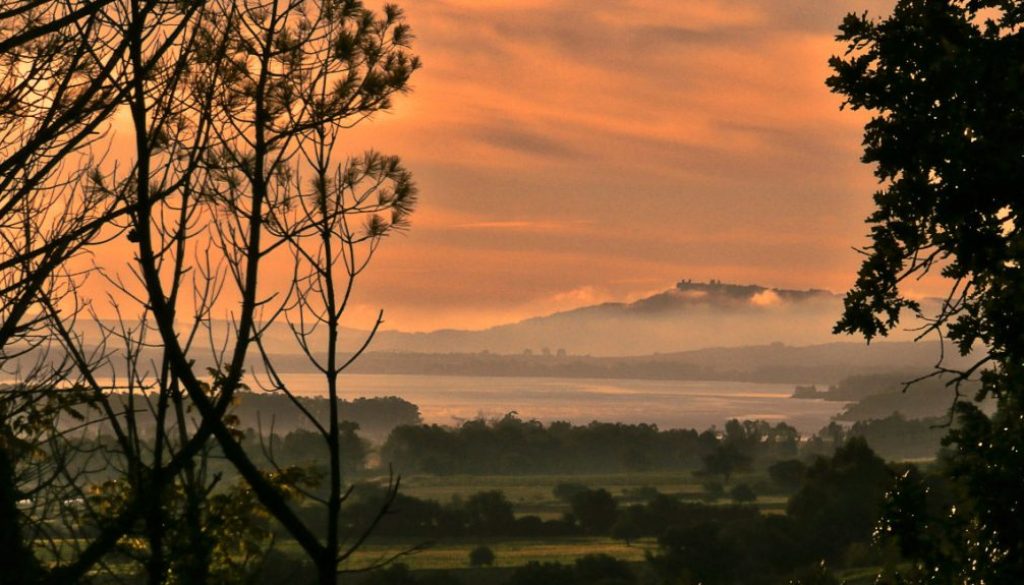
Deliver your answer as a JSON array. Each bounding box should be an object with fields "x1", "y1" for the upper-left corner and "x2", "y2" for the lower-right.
[
  {"x1": 60, "y1": 409, "x2": 943, "y2": 502},
  {"x1": 74, "y1": 393, "x2": 421, "y2": 442},
  {"x1": 378, "y1": 413, "x2": 942, "y2": 476},
  {"x1": 229, "y1": 393, "x2": 421, "y2": 440},
  {"x1": 78, "y1": 387, "x2": 947, "y2": 476},
  {"x1": 67, "y1": 397, "x2": 946, "y2": 486},
  {"x1": 842, "y1": 413, "x2": 946, "y2": 460},
  {"x1": 382, "y1": 417, "x2": 724, "y2": 474}
]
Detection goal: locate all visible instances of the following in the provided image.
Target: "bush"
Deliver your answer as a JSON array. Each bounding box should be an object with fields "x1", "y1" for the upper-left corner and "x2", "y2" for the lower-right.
[
  {"x1": 464, "y1": 491, "x2": 515, "y2": 535},
  {"x1": 730, "y1": 483, "x2": 757, "y2": 504},
  {"x1": 570, "y1": 488, "x2": 618, "y2": 534},
  {"x1": 611, "y1": 516, "x2": 641, "y2": 546},
  {"x1": 768, "y1": 459, "x2": 807, "y2": 493},
  {"x1": 468, "y1": 545, "x2": 495, "y2": 567},
  {"x1": 573, "y1": 554, "x2": 636, "y2": 584},
  {"x1": 507, "y1": 561, "x2": 576, "y2": 585},
  {"x1": 701, "y1": 480, "x2": 725, "y2": 502}
]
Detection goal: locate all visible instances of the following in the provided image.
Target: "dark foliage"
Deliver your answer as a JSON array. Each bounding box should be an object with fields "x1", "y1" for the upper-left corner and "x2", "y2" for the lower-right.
[
  {"x1": 787, "y1": 437, "x2": 892, "y2": 561},
  {"x1": 468, "y1": 545, "x2": 495, "y2": 567},
  {"x1": 650, "y1": 439, "x2": 893, "y2": 585},
  {"x1": 382, "y1": 414, "x2": 798, "y2": 475},
  {"x1": 729, "y1": 483, "x2": 756, "y2": 504},
  {"x1": 362, "y1": 564, "x2": 461, "y2": 585},
  {"x1": 829, "y1": 1, "x2": 1024, "y2": 580},
  {"x1": 570, "y1": 489, "x2": 618, "y2": 535},
  {"x1": 768, "y1": 459, "x2": 807, "y2": 493},
  {"x1": 507, "y1": 555, "x2": 635, "y2": 585}
]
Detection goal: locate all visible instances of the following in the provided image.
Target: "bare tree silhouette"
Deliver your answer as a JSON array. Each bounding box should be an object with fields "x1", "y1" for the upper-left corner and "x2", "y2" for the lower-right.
[{"x1": 0, "y1": 0, "x2": 420, "y2": 582}]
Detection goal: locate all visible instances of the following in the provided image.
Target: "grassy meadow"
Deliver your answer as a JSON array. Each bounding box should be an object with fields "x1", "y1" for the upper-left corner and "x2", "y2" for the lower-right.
[
  {"x1": 324, "y1": 469, "x2": 792, "y2": 575},
  {"x1": 392, "y1": 470, "x2": 789, "y2": 519}
]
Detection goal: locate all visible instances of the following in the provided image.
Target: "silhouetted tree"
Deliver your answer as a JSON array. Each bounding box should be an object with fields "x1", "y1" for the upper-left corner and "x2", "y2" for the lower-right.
[
  {"x1": 468, "y1": 545, "x2": 495, "y2": 567},
  {"x1": 0, "y1": 0, "x2": 420, "y2": 582},
  {"x1": 768, "y1": 459, "x2": 807, "y2": 493},
  {"x1": 649, "y1": 522, "x2": 741, "y2": 585},
  {"x1": 730, "y1": 483, "x2": 756, "y2": 504},
  {"x1": 464, "y1": 490, "x2": 516, "y2": 536},
  {"x1": 572, "y1": 554, "x2": 636, "y2": 585},
  {"x1": 0, "y1": 0, "x2": 216, "y2": 579},
  {"x1": 787, "y1": 438, "x2": 891, "y2": 561},
  {"x1": 611, "y1": 514, "x2": 642, "y2": 546},
  {"x1": 570, "y1": 488, "x2": 618, "y2": 535},
  {"x1": 701, "y1": 443, "x2": 750, "y2": 483},
  {"x1": 553, "y1": 482, "x2": 589, "y2": 502},
  {"x1": 830, "y1": 1, "x2": 1024, "y2": 580}
]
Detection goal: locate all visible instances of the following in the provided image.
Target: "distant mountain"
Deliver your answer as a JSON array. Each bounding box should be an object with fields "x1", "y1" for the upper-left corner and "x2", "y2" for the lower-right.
[
  {"x1": 20, "y1": 280, "x2": 941, "y2": 364},
  {"x1": 362, "y1": 280, "x2": 933, "y2": 356}
]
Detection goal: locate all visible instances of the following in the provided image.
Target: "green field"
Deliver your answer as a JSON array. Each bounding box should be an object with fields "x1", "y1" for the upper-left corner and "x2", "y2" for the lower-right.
[
  {"x1": 384, "y1": 469, "x2": 789, "y2": 518},
  {"x1": 338, "y1": 537, "x2": 655, "y2": 572},
  {"x1": 326, "y1": 469, "x2": 791, "y2": 574},
  {"x1": 42, "y1": 469, "x2": 882, "y2": 583},
  {"x1": 397, "y1": 470, "x2": 705, "y2": 500}
]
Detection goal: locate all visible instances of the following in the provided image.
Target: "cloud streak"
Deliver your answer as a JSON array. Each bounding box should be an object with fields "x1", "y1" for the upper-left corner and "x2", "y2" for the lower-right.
[{"x1": 257, "y1": 1, "x2": 906, "y2": 331}]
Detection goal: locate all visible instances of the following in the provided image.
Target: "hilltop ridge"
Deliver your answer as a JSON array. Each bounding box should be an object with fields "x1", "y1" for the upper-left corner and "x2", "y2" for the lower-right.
[
  {"x1": 44, "y1": 280, "x2": 934, "y2": 358},
  {"x1": 361, "y1": 280, "x2": 922, "y2": 356}
]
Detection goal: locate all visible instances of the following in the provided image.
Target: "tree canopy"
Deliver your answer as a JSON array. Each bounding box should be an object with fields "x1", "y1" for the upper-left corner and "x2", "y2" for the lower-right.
[
  {"x1": 829, "y1": 1, "x2": 1024, "y2": 581},
  {"x1": 0, "y1": 0, "x2": 420, "y2": 582},
  {"x1": 829, "y1": 0, "x2": 1024, "y2": 374}
]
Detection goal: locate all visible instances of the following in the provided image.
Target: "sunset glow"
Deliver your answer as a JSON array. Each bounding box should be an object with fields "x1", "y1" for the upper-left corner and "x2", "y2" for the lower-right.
[
  {"x1": 321, "y1": 0, "x2": 900, "y2": 330},
  {"x1": 60, "y1": 1, "x2": 913, "y2": 332}
]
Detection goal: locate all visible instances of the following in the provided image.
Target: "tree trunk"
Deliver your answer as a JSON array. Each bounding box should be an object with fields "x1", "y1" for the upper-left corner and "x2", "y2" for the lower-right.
[{"x1": 0, "y1": 446, "x2": 41, "y2": 585}]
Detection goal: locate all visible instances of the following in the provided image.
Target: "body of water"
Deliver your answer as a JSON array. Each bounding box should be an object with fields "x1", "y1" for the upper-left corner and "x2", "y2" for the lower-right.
[{"x1": 255, "y1": 373, "x2": 843, "y2": 433}]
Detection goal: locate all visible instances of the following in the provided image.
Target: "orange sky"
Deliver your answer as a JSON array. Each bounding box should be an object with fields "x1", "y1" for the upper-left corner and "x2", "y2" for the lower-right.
[
  {"x1": 312, "y1": 0, "x2": 911, "y2": 331},
  {"x1": 85, "y1": 0, "x2": 910, "y2": 333}
]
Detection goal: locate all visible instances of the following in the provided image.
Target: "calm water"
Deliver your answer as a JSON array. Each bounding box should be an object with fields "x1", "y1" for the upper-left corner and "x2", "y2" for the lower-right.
[{"x1": 253, "y1": 373, "x2": 843, "y2": 433}]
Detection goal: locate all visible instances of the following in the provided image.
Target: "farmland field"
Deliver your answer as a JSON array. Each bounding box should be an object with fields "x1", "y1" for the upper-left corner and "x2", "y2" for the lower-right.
[
  {"x1": 385, "y1": 470, "x2": 789, "y2": 517},
  {"x1": 322, "y1": 469, "x2": 793, "y2": 575},
  {"x1": 335, "y1": 537, "x2": 653, "y2": 572}
]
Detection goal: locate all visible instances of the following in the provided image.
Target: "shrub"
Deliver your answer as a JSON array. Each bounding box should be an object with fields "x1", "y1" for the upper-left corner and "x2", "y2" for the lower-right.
[
  {"x1": 730, "y1": 483, "x2": 757, "y2": 504},
  {"x1": 468, "y1": 545, "x2": 495, "y2": 567}
]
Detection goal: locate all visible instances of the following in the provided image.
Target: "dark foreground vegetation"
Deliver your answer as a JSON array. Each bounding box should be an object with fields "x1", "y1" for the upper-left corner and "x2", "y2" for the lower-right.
[
  {"x1": 3, "y1": 399, "x2": 965, "y2": 584},
  {"x1": 165, "y1": 434, "x2": 967, "y2": 585}
]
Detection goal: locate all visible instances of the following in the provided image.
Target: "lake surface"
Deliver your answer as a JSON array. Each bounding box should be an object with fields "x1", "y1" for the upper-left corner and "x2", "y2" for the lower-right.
[{"x1": 257, "y1": 373, "x2": 843, "y2": 433}]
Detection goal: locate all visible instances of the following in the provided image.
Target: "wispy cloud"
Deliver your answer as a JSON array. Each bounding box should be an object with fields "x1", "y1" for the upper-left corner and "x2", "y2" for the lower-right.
[
  {"x1": 452, "y1": 219, "x2": 592, "y2": 232},
  {"x1": 272, "y1": 0, "x2": 914, "y2": 330}
]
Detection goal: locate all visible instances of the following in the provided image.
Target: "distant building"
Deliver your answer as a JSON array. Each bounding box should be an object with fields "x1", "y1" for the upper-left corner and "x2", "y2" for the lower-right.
[{"x1": 674, "y1": 279, "x2": 836, "y2": 302}]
